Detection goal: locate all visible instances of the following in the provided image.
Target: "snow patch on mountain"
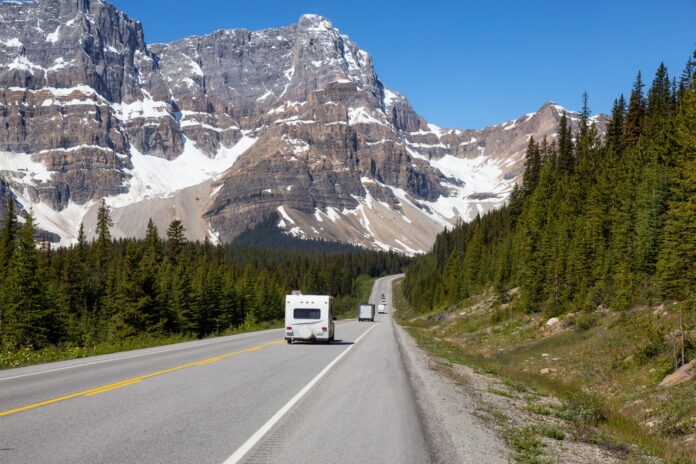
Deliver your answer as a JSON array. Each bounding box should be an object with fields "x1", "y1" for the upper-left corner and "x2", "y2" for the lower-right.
[
  {"x1": 109, "y1": 136, "x2": 257, "y2": 208},
  {"x1": 0, "y1": 151, "x2": 53, "y2": 182},
  {"x1": 430, "y1": 155, "x2": 505, "y2": 194},
  {"x1": 12, "y1": 187, "x2": 94, "y2": 247}
]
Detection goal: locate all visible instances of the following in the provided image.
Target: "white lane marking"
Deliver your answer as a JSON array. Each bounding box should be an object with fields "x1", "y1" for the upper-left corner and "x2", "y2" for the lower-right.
[
  {"x1": 0, "y1": 330, "x2": 282, "y2": 382},
  {"x1": 222, "y1": 323, "x2": 379, "y2": 464}
]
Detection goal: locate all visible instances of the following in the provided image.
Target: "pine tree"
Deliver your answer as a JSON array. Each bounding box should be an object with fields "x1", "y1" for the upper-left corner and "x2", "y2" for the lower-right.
[
  {"x1": 606, "y1": 95, "x2": 626, "y2": 156},
  {"x1": 645, "y1": 63, "x2": 674, "y2": 142},
  {"x1": 507, "y1": 184, "x2": 524, "y2": 219},
  {"x1": 2, "y1": 214, "x2": 48, "y2": 348},
  {"x1": 522, "y1": 137, "x2": 541, "y2": 197},
  {"x1": 166, "y1": 219, "x2": 186, "y2": 265},
  {"x1": 578, "y1": 91, "x2": 591, "y2": 141},
  {"x1": 0, "y1": 196, "x2": 18, "y2": 272},
  {"x1": 677, "y1": 51, "x2": 695, "y2": 99},
  {"x1": 557, "y1": 112, "x2": 574, "y2": 174},
  {"x1": 77, "y1": 223, "x2": 86, "y2": 250},
  {"x1": 96, "y1": 199, "x2": 113, "y2": 243},
  {"x1": 624, "y1": 71, "x2": 646, "y2": 146},
  {"x1": 144, "y1": 218, "x2": 162, "y2": 263},
  {"x1": 94, "y1": 199, "x2": 113, "y2": 269},
  {"x1": 632, "y1": 162, "x2": 668, "y2": 275}
]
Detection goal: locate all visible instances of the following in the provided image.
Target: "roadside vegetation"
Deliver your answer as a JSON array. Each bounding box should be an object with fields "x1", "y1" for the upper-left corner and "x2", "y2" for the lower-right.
[
  {"x1": 394, "y1": 279, "x2": 694, "y2": 463},
  {"x1": 0, "y1": 200, "x2": 404, "y2": 369}
]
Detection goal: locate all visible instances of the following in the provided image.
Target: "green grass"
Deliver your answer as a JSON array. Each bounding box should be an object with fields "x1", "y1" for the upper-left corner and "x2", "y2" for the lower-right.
[
  {"x1": 0, "y1": 333, "x2": 195, "y2": 369},
  {"x1": 0, "y1": 318, "x2": 286, "y2": 370},
  {"x1": 506, "y1": 426, "x2": 549, "y2": 464},
  {"x1": 488, "y1": 387, "x2": 516, "y2": 398},
  {"x1": 524, "y1": 402, "x2": 553, "y2": 416},
  {"x1": 504, "y1": 378, "x2": 532, "y2": 393},
  {"x1": 536, "y1": 425, "x2": 566, "y2": 441}
]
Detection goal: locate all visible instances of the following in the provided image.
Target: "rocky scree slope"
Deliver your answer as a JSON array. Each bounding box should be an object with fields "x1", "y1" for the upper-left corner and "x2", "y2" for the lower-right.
[{"x1": 0, "y1": 0, "x2": 605, "y2": 253}]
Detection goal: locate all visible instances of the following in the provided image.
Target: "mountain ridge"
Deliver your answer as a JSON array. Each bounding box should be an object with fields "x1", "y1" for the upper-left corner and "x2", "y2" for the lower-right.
[{"x1": 0, "y1": 0, "x2": 606, "y2": 253}]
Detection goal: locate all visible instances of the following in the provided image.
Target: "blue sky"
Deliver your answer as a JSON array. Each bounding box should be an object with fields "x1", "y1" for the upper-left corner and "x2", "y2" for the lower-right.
[{"x1": 108, "y1": 0, "x2": 695, "y2": 129}]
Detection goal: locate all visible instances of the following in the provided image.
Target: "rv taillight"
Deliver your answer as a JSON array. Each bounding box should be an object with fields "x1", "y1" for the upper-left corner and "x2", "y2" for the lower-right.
[
  {"x1": 321, "y1": 327, "x2": 327, "y2": 331},
  {"x1": 286, "y1": 326, "x2": 292, "y2": 330}
]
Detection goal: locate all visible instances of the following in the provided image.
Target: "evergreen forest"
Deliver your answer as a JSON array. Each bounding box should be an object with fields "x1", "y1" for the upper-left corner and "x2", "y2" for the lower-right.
[
  {"x1": 404, "y1": 55, "x2": 696, "y2": 319},
  {"x1": 0, "y1": 201, "x2": 408, "y2": 353}
]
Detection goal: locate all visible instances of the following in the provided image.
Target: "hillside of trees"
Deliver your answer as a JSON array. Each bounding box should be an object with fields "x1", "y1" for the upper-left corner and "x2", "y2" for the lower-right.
[
  {"x1": 0, "y1": 203, "x2": 409, "y2": 352},
  {"x1": 404, "y1": 53, "x2": 695, "y2": 320}
]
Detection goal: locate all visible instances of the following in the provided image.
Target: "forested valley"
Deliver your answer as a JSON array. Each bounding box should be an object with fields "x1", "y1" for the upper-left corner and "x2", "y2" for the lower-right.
[{"x1": 0, "y1": 201, "x2": 408, "y2": 359}]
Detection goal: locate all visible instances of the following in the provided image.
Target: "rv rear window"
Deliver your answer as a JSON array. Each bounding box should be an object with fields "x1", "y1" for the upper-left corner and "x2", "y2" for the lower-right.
[{"x1": 293, "y1": 308, "x2": 321, "y2": 319}]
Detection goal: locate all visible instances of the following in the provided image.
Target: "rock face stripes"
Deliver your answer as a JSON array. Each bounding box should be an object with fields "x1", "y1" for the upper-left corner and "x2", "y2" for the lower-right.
[{"x1": 0, "y1": 1, "x2": 605, "y2": 253}]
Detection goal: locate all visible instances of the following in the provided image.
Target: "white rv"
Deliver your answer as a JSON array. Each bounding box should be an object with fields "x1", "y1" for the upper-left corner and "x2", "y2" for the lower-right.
[
  {"x1": 358, "y1": 303, "x2": 375, "y2": 322},
  {"x1": 378, "y1": 303, "x2": 387, "y2": 314},
  {"x1": 285, "y1": 292, "x2": 334, "y2": 344}
]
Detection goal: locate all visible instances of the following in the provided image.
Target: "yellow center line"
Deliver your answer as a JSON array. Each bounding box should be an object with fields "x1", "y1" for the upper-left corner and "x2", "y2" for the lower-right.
[
  {"x1": 84, "y1": 380, "x2": 143, "y2": 396},
  {"x1": 1, "y1": 321, "x2": 361, "y2": 417},
  {"x1": 0, "y1": 339, "x2": 284, "y2": 417}
]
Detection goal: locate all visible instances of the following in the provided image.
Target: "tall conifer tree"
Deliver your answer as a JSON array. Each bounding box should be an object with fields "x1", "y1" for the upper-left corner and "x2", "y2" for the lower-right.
[{"x1": 624, "y1": 71, "x2": 646, "y2": 146}]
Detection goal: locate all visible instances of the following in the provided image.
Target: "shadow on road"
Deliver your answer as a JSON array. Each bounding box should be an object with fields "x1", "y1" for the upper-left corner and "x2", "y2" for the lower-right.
[{"x1": 328, "y1": 340, "x2": 354, "y2": 345}]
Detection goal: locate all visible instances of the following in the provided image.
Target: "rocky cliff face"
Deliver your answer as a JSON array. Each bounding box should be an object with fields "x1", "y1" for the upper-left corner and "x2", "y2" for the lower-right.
[
  {"x1": 0, "y1": 0, "x2": 182, "y2": 213},
  {"x1": 0, "y1": 1, "x2": 606, "y2": 253}
]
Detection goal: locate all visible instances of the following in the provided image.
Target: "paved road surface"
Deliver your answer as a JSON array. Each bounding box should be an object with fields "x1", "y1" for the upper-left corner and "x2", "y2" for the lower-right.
[{"x1": 0, "y1": 274, "x2": 431, "y2": 463}]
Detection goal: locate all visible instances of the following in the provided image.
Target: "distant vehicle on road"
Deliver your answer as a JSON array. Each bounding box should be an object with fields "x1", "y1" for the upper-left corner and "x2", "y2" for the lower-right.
[
  {"x1": 285, "y1": 291, "x2": 334, "y2": 344},
  {"x1": 358, "y1": 303, "x2": 375, "y2": 322},
  {"x1": 378, "y1": 303, "x2": 387, "y2": 314}
]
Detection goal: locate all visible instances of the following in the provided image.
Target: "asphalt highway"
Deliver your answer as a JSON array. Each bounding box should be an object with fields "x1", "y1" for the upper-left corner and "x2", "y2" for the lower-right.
[{"x1": 0, "y1": 274, "x2": 431, "y2": 463}]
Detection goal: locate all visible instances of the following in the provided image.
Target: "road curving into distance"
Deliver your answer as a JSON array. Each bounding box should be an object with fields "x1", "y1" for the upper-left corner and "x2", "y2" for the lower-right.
[{"x1": 0, "y1": 274, "x2": 432, "y2": 464}]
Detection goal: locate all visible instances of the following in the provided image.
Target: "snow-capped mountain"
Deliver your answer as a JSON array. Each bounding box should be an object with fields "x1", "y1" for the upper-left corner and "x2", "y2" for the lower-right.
[{"x1": 0, "y1": 0, "x2": 606, "y2": 253}]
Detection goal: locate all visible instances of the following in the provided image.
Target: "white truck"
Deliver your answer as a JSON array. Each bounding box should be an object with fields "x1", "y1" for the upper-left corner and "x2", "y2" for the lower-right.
[
  {"x1": 358, "y1": 303, "x2": 375, "y2": 322},
  {"x1": 378, "y1": 303, "x2": 387, "y2": 314},
  {"x1": 284, "y1": 292, "x2": 334, "y2": 344}
]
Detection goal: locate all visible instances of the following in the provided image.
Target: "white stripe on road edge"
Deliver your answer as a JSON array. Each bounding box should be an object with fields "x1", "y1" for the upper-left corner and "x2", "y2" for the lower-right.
[{"x1": 222, "y1": 323, "x2": 379, "y2": 464}]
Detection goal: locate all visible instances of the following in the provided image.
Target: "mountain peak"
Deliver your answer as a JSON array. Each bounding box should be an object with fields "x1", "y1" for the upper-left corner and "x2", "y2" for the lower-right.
[
  {"x1": 299, "y1": 13, "x2": 331, "y2": 24},
  {"x1": 298, "y1": 14, "x2": 335, "y2": 31},
  {"x1": 539, "y1": 101, "x2": 561, "y2": 110}
]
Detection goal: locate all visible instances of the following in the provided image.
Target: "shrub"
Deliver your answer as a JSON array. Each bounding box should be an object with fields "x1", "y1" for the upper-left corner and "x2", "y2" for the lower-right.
[
  {"x1": 536, "y1": 425, "x2": 565, "y2": 440},
  {"x1": 524, "y1": 402, "x2": 552, "y2": 415},
  {"x1": 574, "y1": 312, "x2": 598, "y2": 331},
  {"x1": 555, "y1": 392, "x2": 605, "y2": 426}
]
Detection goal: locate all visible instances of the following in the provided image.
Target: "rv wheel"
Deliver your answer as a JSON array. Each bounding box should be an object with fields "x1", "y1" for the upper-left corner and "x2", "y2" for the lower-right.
[{"x1": 287, "y1": 339, "x2": 292, "y2": 344}]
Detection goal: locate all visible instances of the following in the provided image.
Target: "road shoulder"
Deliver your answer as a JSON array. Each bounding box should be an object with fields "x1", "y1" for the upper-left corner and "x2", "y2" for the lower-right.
[{"x1": 393, "y1": 320, "x2": 511, "y2": 463}]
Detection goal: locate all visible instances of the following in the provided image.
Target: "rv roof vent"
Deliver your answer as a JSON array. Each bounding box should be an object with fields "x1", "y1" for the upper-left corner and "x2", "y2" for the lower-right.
[{"x1": 291, "y1": 290, "x2": 302, "y2": 296}]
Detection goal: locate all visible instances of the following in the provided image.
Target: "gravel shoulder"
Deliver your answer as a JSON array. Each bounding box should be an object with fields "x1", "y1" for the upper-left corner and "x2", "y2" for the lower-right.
[
  {"x1": 394, "y1": 320, "x2": 511, "y2": 463},
  {"x1": 394, "y1": 318, "x2": 661, "y2": 464}
]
